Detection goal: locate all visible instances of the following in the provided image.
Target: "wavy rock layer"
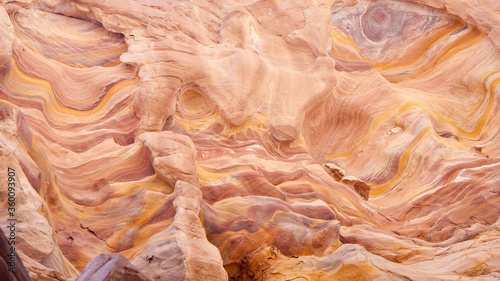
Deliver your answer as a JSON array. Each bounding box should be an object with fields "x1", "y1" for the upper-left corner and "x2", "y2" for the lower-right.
[{"x1": 0, "y1": 0, "x2": 500, "y2": 280}]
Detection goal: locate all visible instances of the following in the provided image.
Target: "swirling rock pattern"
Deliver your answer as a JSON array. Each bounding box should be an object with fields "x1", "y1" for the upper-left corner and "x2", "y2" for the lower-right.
[
  {"x1": 0, "y1": 0, "x2": 499, "y2": 280},
  {"x1": 75, "y1": 253, "x2": 152, "y2": 281}
]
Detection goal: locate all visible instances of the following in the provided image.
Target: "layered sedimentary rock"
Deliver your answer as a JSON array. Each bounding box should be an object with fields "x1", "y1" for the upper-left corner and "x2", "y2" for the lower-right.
[
  {"x1": 75, "y1": 254, "x2": 151, "y2": 281},
  {"x1": 0, "y1": 0, "x2": 499, "y2": 280},
  {"x1": 0, "y1": 229, "x2": 30, "y2": 281}
]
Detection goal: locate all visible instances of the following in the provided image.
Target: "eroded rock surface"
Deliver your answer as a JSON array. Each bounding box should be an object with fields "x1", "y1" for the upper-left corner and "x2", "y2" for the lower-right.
[
  {"x1": 0, "y1": 0, "x2": 500, "y2": 280},
  {"x1": 75, "y1": 254, "x2": 151, "y2": 281},
  {"x1": 0, "y1": 229, "x2": 30, "y2": 281}
]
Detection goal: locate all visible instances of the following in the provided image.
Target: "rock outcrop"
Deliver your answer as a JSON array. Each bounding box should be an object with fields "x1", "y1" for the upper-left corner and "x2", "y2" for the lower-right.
[
  {"x1": 0, "y1": 229, "x2": 30, "y2": 281},
  {"x1": 0, "y1": 0, "x2": 499, "y2": 280},
  {"x1": 75, "y1": 254, "x2": 151, "y2": 281}
]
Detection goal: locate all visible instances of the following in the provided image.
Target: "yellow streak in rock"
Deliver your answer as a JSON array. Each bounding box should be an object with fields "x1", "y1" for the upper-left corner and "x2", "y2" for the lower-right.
[
  {"x1": 290, "y1": 133, "x2": 307, "y2": 149},
  {"x1": 315, "y1": 185, "x2": 374, "y2": 222},
  {"x1": 370, "y1": 126, "x2": 432, "y2": 196},
  {"x1": 102, "y1": 59, "x2": 123, "y2": 67},
  {"x1": 424, "y1": 72, "x2": 499, "y2": 139},
  {"x1": 429, "y1": 71, "x2": 491, "y2": 126},
  {"x1": 109, "y1": 174, "x2": 173, "y2": 199},
  {"x1": 324, "y1": 105, "x2": 398, "y2": 159},
  {"x1": 382, "y1": 28, "x2": 485, "y2": 82},
  {"x1": 6, "y1": 58, "x2": 138, "y2": 119},
  {"x1": 107, "y1": 191, "x2": 170, "y2": 249},
  {"x1": 174, "y1": 109, "x2": 219, "y2": 134},
  {"x1": 120, "y1": 222, "x2": 175, "y2": 259},
  {"x1": 331, "y1": 19, "x2": 486, "y2": 83},
  {"x1": 175, "y1": 102, "x2": 268, "y2": 138},
  {"x1": 328, "y1": 79, "x2": 499, "y2": 196},
  {"x1": 373, "y1": 19, "x2": 465, "y2": 71},
  {"x1": 196, "y1": 164, "x2": 227, "y2": 185},
  {"x1": 328, "y1": 71, "x2": 498, "y2": 162},
  {"x1": 447, "y1": 74, "x2": 499, "y2": 139},
  {"x1": 435, "y1": 28, "x2": 485, "y2": 67},
  {"x1": 331, "y1": 29, "x2": 363, "y2": 61},
  {"x1": 221, "y1": 113, "x2": 268, "y2": 137},
  {"x1": 27, "y1": 139, "x2": 86, "y2": 229},
  {"x1": 466, "y1": 74, "x2": 500, "y2": 138}
]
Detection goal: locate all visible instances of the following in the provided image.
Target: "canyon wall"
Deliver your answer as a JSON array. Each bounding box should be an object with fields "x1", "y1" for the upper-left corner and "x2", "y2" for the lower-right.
[{"x1": 1, "y1": 0, "x2": 500, "y2": 280}]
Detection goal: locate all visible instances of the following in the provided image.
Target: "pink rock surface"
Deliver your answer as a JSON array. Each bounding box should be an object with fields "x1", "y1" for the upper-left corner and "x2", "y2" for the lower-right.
[{"x1": 0, "y1": 0, "x2": 499, "y2": 280}]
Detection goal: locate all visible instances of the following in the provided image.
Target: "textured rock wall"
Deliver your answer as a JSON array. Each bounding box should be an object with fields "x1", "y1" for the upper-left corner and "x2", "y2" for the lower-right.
[{"x1": 0, "y1": 0, "x2": 499, "y2": 280}]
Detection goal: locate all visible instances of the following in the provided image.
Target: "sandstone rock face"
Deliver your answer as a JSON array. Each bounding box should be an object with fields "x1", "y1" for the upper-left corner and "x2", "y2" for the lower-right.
[
  {"x1": 0, "y1": 229, "x2": 30, "y2": 281},
  {"x1": 75, "y1": 254, "x2": 151, "y2": 281},
  {"x1": 0, "y1": 0, "x2": 499, "y2": 280}
]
